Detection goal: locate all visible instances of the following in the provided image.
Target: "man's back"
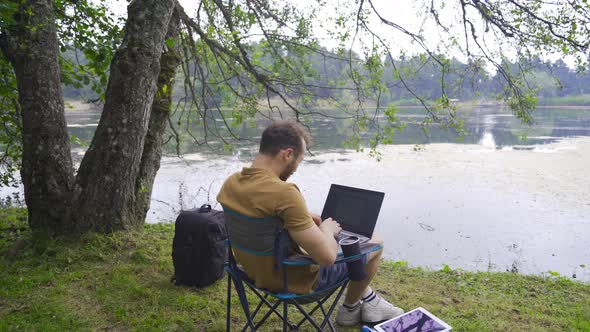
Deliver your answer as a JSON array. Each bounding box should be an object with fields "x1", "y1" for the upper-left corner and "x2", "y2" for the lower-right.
[{"x1": 217, "y1": 167, "x2": 319, "y2": 293}]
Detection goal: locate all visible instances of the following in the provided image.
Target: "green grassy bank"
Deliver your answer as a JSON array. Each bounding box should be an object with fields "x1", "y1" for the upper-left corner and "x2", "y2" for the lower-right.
[
  {"x1": 538, "y1": 95, "x2": 590, "y2": 107},
  {"x1": 385, "y1": 95, "x2": 590, "y2": 108},
  {"x1": 1, "y1": 208, "x2": 589, "y2": 331}
]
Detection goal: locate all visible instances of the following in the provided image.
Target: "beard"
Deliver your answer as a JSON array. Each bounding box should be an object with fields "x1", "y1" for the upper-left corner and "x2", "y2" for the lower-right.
[{"x1": 279, "y1": 159, "x2": 298, "y2": 181}]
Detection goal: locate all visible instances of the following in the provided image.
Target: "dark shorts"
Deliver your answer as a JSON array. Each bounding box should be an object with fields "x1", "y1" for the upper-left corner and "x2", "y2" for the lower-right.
[{"x1": 314, "y1": 256, "x2": 368, "y2": 292}]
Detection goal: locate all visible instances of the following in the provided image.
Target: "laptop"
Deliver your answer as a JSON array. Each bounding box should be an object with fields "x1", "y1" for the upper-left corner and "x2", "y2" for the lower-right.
[{"x1": 320, "y1": 184, "x2": 385, "y2": 244}]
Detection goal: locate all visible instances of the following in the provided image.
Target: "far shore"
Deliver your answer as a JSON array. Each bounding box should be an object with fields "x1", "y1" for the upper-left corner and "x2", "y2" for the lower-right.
[
  {"x1": 62, "y1": 97, "x2": 590, "y2": 115},
  {"x1": 64, "y1": 99, "x2": 101, "y2": 113},
  {"x1": 536, "y1": 105, "x2": 590, "y2": 109}
]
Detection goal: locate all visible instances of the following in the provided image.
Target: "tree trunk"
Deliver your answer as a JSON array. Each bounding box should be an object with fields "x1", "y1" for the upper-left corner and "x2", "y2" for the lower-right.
[
  {"x1": 0, "y1": 0, "x2": 74, "y2": 235},
  {"x1": 73, "y1": 0, "x2": 177, "y2": 233},
  {"x1": 132, "y1": 10, "x2": 181, "y2": 224}
]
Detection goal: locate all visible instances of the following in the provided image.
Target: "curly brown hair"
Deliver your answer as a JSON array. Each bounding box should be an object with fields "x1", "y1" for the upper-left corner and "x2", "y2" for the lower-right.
[{"x1": 259, "y1": 120, "x2": 311, "y2": 157}]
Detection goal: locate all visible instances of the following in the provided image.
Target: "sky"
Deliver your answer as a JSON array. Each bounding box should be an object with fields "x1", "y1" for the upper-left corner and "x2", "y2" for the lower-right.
[
  {"x1": 106, "y1": 1, "x2": 470, "y2": 56},
  {"x1": 106, "y1": 0, "x2": 467, "y2": 49},
  {"x1": 104, "y1": 0, "x2": 579, "y2": 69}
]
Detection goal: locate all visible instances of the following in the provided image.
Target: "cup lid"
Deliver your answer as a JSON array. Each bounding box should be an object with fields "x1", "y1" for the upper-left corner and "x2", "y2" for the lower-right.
[{"x1": 339, "y1": 236, "x2": 360, "y2": 245}]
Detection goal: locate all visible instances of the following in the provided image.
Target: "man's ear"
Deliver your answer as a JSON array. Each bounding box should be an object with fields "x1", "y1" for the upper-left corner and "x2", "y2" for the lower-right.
[{"x1": 283, "y1": 147, "x2": 294, "y2": 160}]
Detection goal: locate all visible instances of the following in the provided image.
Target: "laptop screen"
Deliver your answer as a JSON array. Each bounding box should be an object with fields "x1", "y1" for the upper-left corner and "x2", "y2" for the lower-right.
[{"x1": 320, "y1": 184, "x2": 385, "y2": 238}]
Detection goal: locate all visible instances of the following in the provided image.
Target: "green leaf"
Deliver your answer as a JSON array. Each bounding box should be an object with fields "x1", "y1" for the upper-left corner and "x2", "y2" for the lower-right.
[
  {"x1": 138, "y1": 185, "x2": 149, "y2": 194},
  {"x1": 441, "y1": 264, "x2": 453, "y2": 273},
  {"x1": 165, "y1": 38, "x2": 176, "y2": 50}
]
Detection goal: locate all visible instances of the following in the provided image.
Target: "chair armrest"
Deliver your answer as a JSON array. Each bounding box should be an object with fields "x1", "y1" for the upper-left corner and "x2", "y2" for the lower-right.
[{"x1": 282, "y1": 243, "x2": 383, "y2": 266}]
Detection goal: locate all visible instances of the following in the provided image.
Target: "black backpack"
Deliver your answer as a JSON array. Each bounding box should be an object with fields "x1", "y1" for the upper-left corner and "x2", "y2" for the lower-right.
[{"x1": 172, "y1": 204, "x2": 227, "y2": 287}]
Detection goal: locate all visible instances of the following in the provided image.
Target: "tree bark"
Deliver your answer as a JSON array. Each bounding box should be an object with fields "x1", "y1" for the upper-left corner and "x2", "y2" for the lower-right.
[
  {"x1": 73, "y1": 0, "x2": 177, "y2": 233},
  {"x1": 132, "y1": 10, "x2": 181, "y2": 224},
  {"x1": 0, "y1": 0, "x2": 74, "y2": 235}
]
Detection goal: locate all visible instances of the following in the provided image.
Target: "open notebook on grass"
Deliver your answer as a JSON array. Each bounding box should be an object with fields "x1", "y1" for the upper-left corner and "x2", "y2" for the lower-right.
[{"x1": 374, "y1": 307, "x2": 451, "y2": 332}]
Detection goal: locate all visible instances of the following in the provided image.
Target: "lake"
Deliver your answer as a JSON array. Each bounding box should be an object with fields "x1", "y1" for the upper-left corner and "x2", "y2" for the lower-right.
[{"x1": 13, "y1": 106, "x2": 590, "y2": 281}]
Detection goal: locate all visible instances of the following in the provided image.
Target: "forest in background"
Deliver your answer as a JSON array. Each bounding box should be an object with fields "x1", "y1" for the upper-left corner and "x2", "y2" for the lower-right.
[{"x1": 62, "y1": 46, "x2": 590, "y2": 108}]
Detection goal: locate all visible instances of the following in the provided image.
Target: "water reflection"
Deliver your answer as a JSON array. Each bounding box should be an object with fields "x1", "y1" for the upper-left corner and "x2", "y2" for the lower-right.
[
  {"x1": 479, "y1": 132, "x2": 496, "y2": 147},
  {"x1": 66, "y1": 107, "x2": 590, "y2": 158}
]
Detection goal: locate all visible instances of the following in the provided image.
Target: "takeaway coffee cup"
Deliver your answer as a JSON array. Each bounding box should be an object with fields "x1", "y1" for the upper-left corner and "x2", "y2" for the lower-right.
[{"x1": 339, "y1": 236, "x2": 367, "y2": 281}]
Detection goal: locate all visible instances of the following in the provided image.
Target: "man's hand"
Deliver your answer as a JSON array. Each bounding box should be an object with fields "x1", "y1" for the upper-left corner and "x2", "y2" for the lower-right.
[
  {"x1": 310, "y1": 213, "x2": 322, "y2": 226},
  {"x1": 289, "y1": 217, "x2": 341, "y2": 266},
  {"x1": 319, "y1": 217, "x2": 341, "y2": 237}
]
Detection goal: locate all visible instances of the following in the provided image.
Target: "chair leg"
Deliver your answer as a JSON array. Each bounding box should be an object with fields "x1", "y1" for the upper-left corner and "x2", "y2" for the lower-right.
[
  {"x1": 254, "y1": 300, "x2": 282, "y2": 330},
  {"x1": 294, "y1": 299, "x2": 325, "y2": 328},
  {"x1": 249, "y1": 287, "x2": 286, "y2": 322},
  {"x1": 240, "y1": 295, "x2": 266, "y2": 332},
  {"x1": 294, "y1": 286, "x2": 339, "y2": 328},
  {"x1": 317, "y1": 303, "x2": 337, "y2": 332},
  {"x1": 293, "y1": 301, "x2": 323, "y2": 330},
  {"x1": 327, "y1": 318, "x2": 337, "y2": 332},
  {"x1": 228, "y1": 274, "x2": 256, "y2": 331},
  {"x1": 283, "y1": 302, "x2": 289, "y2": 332},
  {"x1": 319, "y1": 280, "x2": 349, "y2": 331},
  {"x1": 226, "y1": 275, "x2": 232, "y2": 332}
]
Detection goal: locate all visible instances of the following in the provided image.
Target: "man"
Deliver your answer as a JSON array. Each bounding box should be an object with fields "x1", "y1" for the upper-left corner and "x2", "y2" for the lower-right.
[{"x1": 217, "y1": 120, "x2": 404, "y2": 326}]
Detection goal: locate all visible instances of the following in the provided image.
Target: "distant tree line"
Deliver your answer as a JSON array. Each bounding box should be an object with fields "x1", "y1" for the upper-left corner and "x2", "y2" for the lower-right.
[{"x1": 62, "y1": 46, "x2": 590, "y2": 105}]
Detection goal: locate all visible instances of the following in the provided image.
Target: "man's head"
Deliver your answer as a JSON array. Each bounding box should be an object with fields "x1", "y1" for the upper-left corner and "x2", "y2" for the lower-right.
[{"x1": 259, "y1": 120, "x2": 311, "y2": 181}]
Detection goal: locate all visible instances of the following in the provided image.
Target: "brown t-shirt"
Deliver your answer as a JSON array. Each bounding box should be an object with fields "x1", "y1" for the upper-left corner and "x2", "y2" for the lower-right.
[{"x1": 217, "y1": 167, "x2": 319, "y2": 293}]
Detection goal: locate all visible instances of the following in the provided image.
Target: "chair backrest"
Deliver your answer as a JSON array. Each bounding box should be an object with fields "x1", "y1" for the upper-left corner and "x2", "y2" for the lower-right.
[
  {"x1": 222, "y1": 206, "x2": 284, "y2": 257},
  {"x1": 223, "y1": 205, "x2": 303, "y2": 296}
]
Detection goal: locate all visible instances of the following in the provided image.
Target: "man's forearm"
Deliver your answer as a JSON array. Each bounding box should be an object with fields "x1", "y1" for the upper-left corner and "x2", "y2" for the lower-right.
[
  {"x1": 291, "y1": 221, "x2": 341, "y2": 266},
  {"x1": 319, "y1": 227, "x2": 339, "y2": 257}
]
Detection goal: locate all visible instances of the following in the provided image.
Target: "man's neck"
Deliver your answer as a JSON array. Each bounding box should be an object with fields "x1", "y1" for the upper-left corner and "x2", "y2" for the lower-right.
[{"x1": 251, "y1": 154, "x2": 282, "y2": 178}]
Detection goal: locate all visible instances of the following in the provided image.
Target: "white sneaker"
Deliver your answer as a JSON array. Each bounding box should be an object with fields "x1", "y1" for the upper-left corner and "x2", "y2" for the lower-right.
[
  {"x1": 335, "y1": 303, "x2": 362, "y2": 326},
  {"x1": 361, "y1": 296, "x2": 404, "y2": 323}
]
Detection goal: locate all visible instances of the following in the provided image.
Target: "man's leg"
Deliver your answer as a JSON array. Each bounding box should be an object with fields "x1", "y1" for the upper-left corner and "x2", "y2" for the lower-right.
[
  {"x1": 343, "y1": 235, "x2": 383, "y2": 304},
  {"x1": 335, "y1": 234, "x2": 404, "y2": 326}
]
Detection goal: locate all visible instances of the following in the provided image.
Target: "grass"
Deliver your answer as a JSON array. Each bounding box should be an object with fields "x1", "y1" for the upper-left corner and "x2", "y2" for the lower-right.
[{"x1": 1, "y1": 209, "x2": 589, "y2": 331}]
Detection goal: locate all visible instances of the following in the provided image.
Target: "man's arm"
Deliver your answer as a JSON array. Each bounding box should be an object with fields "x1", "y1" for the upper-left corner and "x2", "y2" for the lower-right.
[
  {"x1": 310, "y1": 212, "x2": 321, "y2": 226},
  {"x1": 277, "y1": 185, "x2": 341, "y2": 266},
  {"x1": 289, "y1": 218, "x2": 341, "y2": 266}
]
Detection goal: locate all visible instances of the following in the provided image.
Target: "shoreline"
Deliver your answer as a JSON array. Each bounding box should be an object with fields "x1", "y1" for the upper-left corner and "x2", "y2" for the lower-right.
[
  {"x1": 62, "y1": 104, "x2": 590, "y2": 114},
  {"x1": 62, "y1": 97, "x2": 590, "y2": 114}
]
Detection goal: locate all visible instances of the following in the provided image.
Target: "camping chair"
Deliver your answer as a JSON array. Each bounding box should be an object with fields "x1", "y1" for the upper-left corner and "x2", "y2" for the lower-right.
[{"x1": 223, "y1": 208, "x2": 383, "y2": 331}]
